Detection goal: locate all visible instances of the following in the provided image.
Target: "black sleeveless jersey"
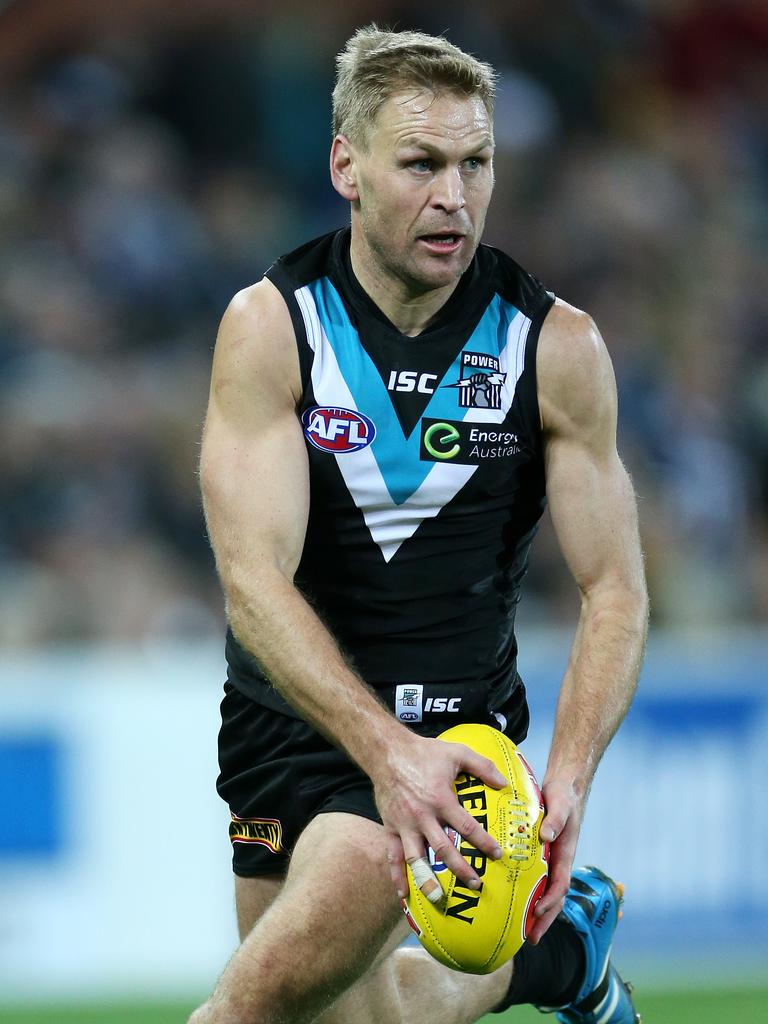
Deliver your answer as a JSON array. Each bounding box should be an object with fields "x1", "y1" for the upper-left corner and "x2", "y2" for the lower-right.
[{"x1": 225, "y1": 229, "x2": 554, "y2": 739}]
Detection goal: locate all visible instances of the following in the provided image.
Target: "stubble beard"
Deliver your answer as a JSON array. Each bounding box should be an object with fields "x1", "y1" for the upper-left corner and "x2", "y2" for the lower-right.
[{"x1": 363, "y1": 221, "x2": 479, "y2": 299}]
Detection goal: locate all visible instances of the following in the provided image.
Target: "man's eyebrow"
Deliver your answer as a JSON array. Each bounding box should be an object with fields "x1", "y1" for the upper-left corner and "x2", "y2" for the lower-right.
[{"x1": 396, "y1": 136, "x2": 495, "y2": 155}]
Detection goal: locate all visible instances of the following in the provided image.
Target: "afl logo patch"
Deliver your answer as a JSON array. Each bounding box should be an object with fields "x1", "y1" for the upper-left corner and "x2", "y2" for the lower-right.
[{"x1": 302, "y1": 406, "x2": 376, "y2": 454}]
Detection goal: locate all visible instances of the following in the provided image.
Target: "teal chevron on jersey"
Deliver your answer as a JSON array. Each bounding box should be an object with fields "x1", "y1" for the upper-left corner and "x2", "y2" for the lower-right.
[
  {"x1": 306, "y1": 275, "x2": 523, "y2": 507},
  {"x1": 307, "y1": 275, "x2": 416, "y2": 505}
]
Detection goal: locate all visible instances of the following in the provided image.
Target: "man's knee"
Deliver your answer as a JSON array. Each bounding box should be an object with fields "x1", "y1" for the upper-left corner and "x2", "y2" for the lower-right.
[
  {"x1": 187, "y1": 1001, "x2": 211, "y2": 1024},
  {"x1": 195, "y1": 814, "x2": 404, "y2": 1024},
  {"x1": 187, "y1": 994, "x2": 268, "y2": 1024}
]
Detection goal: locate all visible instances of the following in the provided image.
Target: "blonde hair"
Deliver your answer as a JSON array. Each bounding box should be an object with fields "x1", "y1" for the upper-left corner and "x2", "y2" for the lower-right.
[{"x1": 333, "y1": 25, "x2": 497, "y2": 147}]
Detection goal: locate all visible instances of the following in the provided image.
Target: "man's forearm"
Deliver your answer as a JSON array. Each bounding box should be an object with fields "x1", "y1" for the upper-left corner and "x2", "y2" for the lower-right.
[
  {"x1": 226, "y1": 568, "x2": 406, "y2": 776},
  {"x1": 544, "y1": 584, "x2": 648, "y2": 793}
]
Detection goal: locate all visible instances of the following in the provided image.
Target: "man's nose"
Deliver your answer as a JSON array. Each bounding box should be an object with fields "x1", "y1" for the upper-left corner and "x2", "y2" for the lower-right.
[{"x1": 431, "y1": 166, "x2": 465, "y2": 213}]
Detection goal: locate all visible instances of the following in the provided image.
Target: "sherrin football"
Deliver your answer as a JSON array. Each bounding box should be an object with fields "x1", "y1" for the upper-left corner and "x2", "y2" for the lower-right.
[{"x1": 402, "y1": 723, "x2": 549, "y2": 974}]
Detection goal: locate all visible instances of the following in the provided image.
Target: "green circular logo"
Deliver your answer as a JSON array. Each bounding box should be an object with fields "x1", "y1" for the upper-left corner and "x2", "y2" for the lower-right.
[{"x1": 424, "y1": 422, "x2": 460, "y2": 460}]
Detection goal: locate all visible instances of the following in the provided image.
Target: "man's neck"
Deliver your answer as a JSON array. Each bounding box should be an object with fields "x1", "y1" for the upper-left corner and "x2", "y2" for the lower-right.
[{"x1": 349, "y1": 232, "x2": 460, "y2": 338}]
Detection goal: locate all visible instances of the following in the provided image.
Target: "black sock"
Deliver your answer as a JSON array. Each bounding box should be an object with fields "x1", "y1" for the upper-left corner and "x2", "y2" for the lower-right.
[{"x1": 493, "y1": 916, "x2": 586, "y2": 1012}]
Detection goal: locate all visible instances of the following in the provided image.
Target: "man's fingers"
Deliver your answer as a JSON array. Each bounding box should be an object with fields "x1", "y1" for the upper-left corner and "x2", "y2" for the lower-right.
[
  {"x1": 386, "y1": 832, "x2": 408, "y2": 899},
  {"x1": 451, "y1": 809, "x2": 504, "y2": 862},
  {"x1": 529, "y1": 846, "x2": 571, "y2": 943},
  {"x1": 525, "y1": 781, "x2": 582, "y2": 943},
  {"x1": 534, "y1": 831, "x2": 574, "y2": 921},
  {"x1": 527, "y1": 899, "x2": 563, "y2": 944},
  {"x1": 533, "y1": 865, "x2": 569, "y2": 921},
  {"x1": 456, "y1": 744, "x2": 508, "y2": 790},
  {"x1": 400, "y1": 833, "x2": 445, "y2": 904},
  {"x1": 425, "y1": 825, "x2": 482, "y2": 890},
  {"x1": 383, "y1": 736, "x2": 518, "y2": 901},
  {"x1": 407, "y1": 855, "x2": 444, "y2": 904}
]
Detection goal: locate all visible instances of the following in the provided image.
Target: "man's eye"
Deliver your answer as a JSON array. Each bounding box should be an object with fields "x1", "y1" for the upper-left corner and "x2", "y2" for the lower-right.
[
  {"x1": 411, "y1": 159, "x2": 433, "y2": 172},
  {"x1": 464, "y1": 158, "x2": 482, "y2": 170}
]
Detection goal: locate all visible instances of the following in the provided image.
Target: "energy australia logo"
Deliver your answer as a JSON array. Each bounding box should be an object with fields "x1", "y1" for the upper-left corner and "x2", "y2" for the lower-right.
[
  {"x1": 445, "y1": 351, "x2": 505, "y2": 410},
  {"x1": 420, "y1": 418, "x2": 521, "y2": 465}
]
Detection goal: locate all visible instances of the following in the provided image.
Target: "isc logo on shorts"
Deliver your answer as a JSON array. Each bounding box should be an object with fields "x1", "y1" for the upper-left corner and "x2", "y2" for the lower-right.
[
  {"x1": 302, "y1": 406, "x2": 376, "y2": 454},
  {"x1": 395, "y1": 684, "x2": 462, "y2": 723}
]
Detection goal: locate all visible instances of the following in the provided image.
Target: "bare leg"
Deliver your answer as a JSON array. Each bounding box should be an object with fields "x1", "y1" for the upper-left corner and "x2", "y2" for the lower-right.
[
  {"x1": 387, "y1": 945, "x2": 511, "y2": 1024},
  {"x1": 189, "y1": 812, "x2": 512, "y2": 1024},
  {"x1": 233, "y1": 872, "x2": 511, "y2": 1024}
]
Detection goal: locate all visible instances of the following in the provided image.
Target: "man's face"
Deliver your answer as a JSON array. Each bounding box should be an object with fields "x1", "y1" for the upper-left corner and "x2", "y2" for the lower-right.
[{"x1": 348, "y1": 89, "x2": 495, "y2": 295}]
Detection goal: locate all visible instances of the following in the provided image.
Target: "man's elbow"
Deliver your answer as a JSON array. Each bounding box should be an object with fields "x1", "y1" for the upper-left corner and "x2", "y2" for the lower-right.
[
  {"x1": 620, "y1": 580, "x2": 649, "y2": 644},
  {"x1": 583, "y1": 574, "x2": 649, "y2": 636},
  {"x1": 221, "y1": 560, "x2": 294, "y2": 627}
]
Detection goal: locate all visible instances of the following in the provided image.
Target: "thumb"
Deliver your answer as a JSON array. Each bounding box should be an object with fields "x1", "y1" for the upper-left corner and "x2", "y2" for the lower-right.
[
  {"x1": 539, "y1": 809, "x2": 566, "y2": 843},
  {"x1": 539, "y1": 821, "x2": 557, "y2": 843}
]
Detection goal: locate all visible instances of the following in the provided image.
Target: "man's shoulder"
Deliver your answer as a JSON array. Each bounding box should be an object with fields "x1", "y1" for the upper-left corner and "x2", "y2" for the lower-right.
[
  {"x1": 538, "y1": 299, "x2": 604, "y2": 377},
  {"x1": 265, "y1": 229, "x2": 344, "y2": 292},
  {"x1": 477, "y1": 243, "x2": 554, "y2": 322},
  {"x1": 224, "y1": 277, "x2": 292, "y2": 334},
  {"x1": 537, "y1": 299, "x2": 616, "y2": 436},
  {"x1": 217, "y1": 229, "x2": 344, "y2": 365}
]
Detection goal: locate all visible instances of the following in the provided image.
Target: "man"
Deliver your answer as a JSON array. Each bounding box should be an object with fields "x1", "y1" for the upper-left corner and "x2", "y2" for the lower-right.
[{"x1": 192, "y1": 25, "x2": 647, "y2": 1024}]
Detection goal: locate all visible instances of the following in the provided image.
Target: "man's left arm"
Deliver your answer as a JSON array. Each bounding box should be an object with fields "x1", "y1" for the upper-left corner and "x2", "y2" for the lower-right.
[{"x1": 528, "y1": 299, "x2": 649, "y2": 944}]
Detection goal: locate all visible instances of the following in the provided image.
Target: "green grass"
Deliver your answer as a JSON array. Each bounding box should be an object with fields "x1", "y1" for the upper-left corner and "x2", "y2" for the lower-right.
[
  {"x1": 0, "y1": 1006, "x2": 197, "y2": 1024},
  {"x1": 1, "y1": 988, "x2": 766, "y2": 1023},
  {"x1": 0, "y1": 1007, "x2": 198, "y2": 1024}
]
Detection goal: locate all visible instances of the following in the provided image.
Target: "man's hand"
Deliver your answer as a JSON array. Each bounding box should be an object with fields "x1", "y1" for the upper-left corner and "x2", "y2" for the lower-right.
[
  {"x1": 526, "y1": 777, "x2": 584, "y2": 944},
  {"x1": 375, "y1": 733, "x2": 508, "y2": 898}
]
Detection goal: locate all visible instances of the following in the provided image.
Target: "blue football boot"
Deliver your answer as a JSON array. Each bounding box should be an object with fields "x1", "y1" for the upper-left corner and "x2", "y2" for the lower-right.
[{"x1": 538, "y1": 866, "x2": 641, "y2": 1023}]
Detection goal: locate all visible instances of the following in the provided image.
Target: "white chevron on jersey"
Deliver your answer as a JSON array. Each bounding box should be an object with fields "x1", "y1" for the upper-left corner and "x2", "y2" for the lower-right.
[{"x1": 295, "y1": 285, "x2": 532, "y2": 563}]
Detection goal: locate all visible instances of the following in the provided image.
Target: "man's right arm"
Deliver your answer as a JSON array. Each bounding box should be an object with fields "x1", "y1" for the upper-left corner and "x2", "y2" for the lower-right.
[{"x1": 200, "y1": 280, "x2": 506, "y2": 895}]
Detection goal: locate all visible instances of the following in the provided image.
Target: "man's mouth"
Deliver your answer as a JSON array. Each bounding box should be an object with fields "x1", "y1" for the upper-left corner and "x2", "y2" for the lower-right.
[{"x1": 418, "y1": 233, "x2": 464, "y2": 253}]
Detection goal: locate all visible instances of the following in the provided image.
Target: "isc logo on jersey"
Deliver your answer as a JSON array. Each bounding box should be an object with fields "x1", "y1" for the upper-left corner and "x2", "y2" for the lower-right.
[
  {"x1": 387, "y1": 369, "x2": 437, "y2": 394},
  {"x1": 302, "y1": 406, "x2": 376, "y2": 453}
]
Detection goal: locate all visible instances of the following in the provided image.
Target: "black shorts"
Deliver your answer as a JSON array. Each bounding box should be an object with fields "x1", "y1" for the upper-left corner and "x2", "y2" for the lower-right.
[
  {"x1": 217, "y1": 682, "x2": 382, "y2": 876},
  {"x1": 216, "y1": 680, "x2": 529, "y2": 877}
]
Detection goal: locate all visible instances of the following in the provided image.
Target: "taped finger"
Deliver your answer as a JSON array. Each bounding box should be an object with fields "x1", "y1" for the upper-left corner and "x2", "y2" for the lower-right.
[{"x1": 408, "y1": 855, "x2": 444, "y2": 905}]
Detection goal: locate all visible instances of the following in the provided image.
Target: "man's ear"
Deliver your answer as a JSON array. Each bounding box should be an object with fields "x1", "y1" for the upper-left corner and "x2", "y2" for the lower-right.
[{"x1": 330, "y1": 135, "x2": 359, "y2": 202}]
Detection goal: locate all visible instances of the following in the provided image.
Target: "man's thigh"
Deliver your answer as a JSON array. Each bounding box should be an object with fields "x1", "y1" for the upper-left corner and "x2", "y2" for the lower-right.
[
  {"x1": 216, "y1": 811, "x2": 407, "y2": 1024},
  {"x1": 235, "y1": 872, "x2": 283, "y2": 940},
  {"x1": 234, "y1": 855, "x2": 407, "y2": 962},
  {"x1": 285, "y1": 811, "x2": 410, "y2": 963}
]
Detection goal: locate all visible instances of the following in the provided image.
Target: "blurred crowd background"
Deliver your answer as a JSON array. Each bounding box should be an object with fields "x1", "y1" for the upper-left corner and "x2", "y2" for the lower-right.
[{"x1": 1, "y1": 0, "x2": 767, "y2": 648}]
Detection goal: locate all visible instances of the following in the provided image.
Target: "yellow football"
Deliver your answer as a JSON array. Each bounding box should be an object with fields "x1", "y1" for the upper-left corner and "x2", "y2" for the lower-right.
[{"x1": 402, "y1": 723, "x2": 549, "y2": 974}]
